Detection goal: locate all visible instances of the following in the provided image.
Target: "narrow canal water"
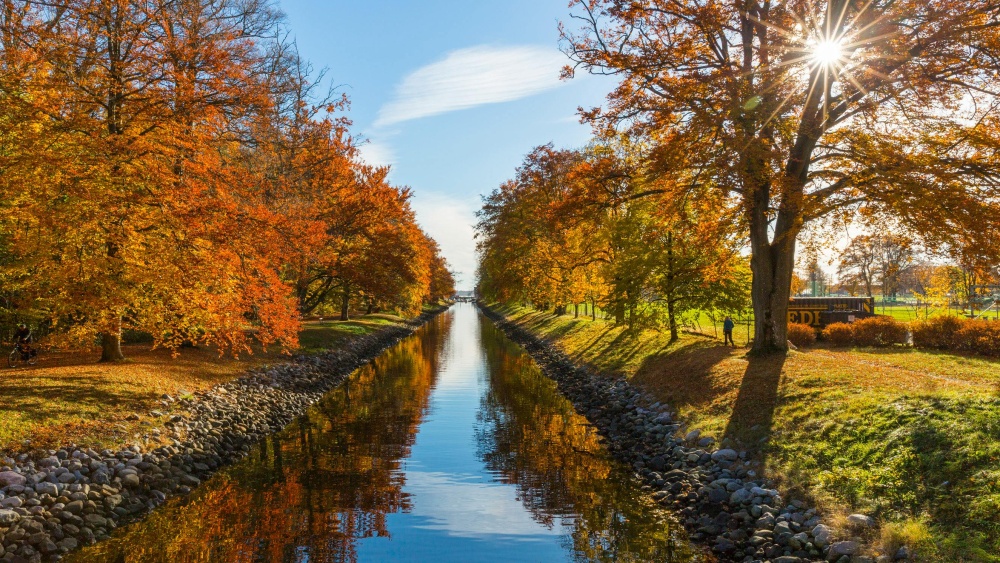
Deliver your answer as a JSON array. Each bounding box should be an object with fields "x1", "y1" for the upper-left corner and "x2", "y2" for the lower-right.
[{"x1": 71, "y1": 303, "x2": 694, "y2": 562}]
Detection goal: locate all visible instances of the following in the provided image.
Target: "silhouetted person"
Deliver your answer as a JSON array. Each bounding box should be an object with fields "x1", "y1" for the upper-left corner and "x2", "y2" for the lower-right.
[{"x1": 723, "y1": 316, "x2": 736, "y2": 347}]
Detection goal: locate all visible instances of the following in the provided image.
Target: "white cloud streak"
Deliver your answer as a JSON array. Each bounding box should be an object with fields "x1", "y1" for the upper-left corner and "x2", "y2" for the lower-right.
[
  {"x1": 357, "y1": 138, "x2": 396, "y2": 167},
  {"x1": 375, "y1": 45, "x2": 568, "y2": 128}
]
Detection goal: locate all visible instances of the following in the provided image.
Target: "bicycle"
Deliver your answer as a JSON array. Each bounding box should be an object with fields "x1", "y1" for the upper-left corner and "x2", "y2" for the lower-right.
[{"x1": 7, "y1": 343, "x2": 37, "y2": 368}]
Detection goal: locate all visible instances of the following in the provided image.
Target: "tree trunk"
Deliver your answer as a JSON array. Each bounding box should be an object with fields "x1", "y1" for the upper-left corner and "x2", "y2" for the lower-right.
[
  {"x1": 591, "y1": 298, "x2": 596, "y2": 321},
  {"x1": 340, "y1": 284, "x2": 350, "y2": 321},
  {"x1": 99, "y1": 319, "x2": 125, "y2": 362},
  {"x1": 574, "y1": 303, "x2": 579, "y2": 318},
  {"x1": 666, "y1": 232, "x2": 678, "y2": 342},
  {"x1": 667, "y1": 299, "x2": 678, "y2": 342},
  {"x1": 748, "y1": 174, "x2": 800, "y2": 354}
]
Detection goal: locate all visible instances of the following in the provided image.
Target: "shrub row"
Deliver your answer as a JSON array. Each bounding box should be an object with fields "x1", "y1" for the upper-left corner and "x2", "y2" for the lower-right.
[
  {"x1": 787, "y1": 315, "x2": 1000, "y2": 357},
  {"x1": 911, "y1": 315, "x2": 1000, "y2": 357},
  {"x1": 819, "y1": 316, "x2": 909, "y2": 348}
]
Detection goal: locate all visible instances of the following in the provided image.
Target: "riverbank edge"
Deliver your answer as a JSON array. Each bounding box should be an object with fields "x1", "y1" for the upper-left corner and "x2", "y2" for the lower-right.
[
  {"x1": 478, "y1": 302, "x2": 865, "y2": 563},
  {"x1": 0, "y1": 305, "x2": 450, "y2": 562}
]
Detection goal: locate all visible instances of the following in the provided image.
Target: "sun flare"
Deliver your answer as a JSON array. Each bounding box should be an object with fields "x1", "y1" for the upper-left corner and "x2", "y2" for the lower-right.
[{"x1": 812, "y1": 39, "x2": 844, "y2": 67}]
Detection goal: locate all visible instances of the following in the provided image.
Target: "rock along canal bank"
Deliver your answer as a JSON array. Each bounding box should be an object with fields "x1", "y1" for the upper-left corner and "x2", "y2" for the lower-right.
[
  {"x1": 0, "y1": 308, "x2": 446, "y2": 562},
  {"x1": 477, "y1": 303, "x2": 873, "y2": 563}
]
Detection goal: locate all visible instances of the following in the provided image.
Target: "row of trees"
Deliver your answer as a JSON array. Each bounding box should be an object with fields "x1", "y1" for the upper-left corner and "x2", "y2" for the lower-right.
[
  {"x1": 799, "y1": 233, "x2": 999, "y2": 310},
  {"x1": 476, "y1": 142, "x2": 749, "y2": 342},
  {"x1": 481, "y1": 0, "x2": 1000, "y2": 352},
  {"x1": 0, "y1": 0, "x2": 453, "y2": 360}
]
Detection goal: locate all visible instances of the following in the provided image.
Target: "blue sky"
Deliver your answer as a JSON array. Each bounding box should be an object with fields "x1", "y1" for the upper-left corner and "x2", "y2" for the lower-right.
[{"x1": 278, "y1": 0, "x2": 615, "y2": 290}]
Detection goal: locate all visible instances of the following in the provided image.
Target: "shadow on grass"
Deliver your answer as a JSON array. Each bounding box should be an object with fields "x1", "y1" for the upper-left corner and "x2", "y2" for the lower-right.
[
  {"x1": 722, "y1": 353, "x2": 786, "y2": 453},
  {"x1": 0, "y1": 376, "x2": 160, "y2": 424},
  {"x1": 632, "y1": 343, "x2": 737, "y2": 410}
]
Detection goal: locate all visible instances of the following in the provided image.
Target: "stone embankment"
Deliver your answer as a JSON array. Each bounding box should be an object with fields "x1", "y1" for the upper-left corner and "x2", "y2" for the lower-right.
[
  {"x1": 479, "y1": 304, "x2": 887, "y2": 563},
  {"x1": 0, "y1": 308, "x2": 445, "y2": 562}
]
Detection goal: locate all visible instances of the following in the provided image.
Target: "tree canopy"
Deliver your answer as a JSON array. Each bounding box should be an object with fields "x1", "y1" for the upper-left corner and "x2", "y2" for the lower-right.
[
  {"x1": 0, "y1": 0, "x2": 453, "y2": 360},
  {"x1": 562, "y1": 0, "x2": 1000, "y2": 352}
]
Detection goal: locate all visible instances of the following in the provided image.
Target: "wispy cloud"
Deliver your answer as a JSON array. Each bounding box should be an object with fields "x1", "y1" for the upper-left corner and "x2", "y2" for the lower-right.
[
  {"x1": 357, "y1": 138, "x2": 395, "y2": 167},
  {"x1": 374, "y1": 45, "x2": 567, "y2": 128}
]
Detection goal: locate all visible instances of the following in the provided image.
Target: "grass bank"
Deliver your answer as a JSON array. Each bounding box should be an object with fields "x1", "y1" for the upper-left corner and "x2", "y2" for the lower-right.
[
  {"x1": 491, "y1": 302, "x2": 1000, "y2": 562},
  {"x1": 0, "y1": 311, "x2": 425, "y2": 454}
]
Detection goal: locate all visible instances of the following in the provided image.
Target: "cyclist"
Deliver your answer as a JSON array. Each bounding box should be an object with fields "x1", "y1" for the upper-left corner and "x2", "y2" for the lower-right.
[{"x1": 14, "y1": 323, "x2": 35, "y2": 360}]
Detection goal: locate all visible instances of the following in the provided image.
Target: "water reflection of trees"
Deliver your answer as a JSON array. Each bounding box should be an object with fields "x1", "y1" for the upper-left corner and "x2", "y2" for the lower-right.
[
  {"x1": 475, "y1": 322, "x2": 692, "y2": 563},
  {"x1": 72, "y1": 315, "x2": 450, "y2": 563}
]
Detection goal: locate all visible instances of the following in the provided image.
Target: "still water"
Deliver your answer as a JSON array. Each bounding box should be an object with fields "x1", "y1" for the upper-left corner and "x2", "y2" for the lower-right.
[{"x1": 71, "y1": 303, "x2": 693, "y2": 562}]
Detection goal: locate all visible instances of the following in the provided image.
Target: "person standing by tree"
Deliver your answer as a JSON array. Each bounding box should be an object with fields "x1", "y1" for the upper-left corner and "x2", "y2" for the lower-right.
[{"x1": 723, "y1": 317, "x2": 735, "y2": 347}]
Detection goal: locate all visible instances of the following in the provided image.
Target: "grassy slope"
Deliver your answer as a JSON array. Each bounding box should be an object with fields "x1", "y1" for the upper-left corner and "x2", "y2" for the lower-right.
[
  {"x1": 494, "y1": 303, "x2": 1000, "y2": 562},
  {"x1": 0, "y1": 314, "x2": 407, "y2": 453}
]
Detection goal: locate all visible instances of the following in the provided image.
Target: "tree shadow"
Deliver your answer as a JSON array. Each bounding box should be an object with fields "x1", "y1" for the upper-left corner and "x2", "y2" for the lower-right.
[
  {"x1": 631, "y1": 343, "x2": 737, "y2": 410},
  {"x1": 722, "y1": 353, "x2": 786, "y2": 457},
  {"x1": 0, "y1": 376, "x2": 161, "y2": 425}
]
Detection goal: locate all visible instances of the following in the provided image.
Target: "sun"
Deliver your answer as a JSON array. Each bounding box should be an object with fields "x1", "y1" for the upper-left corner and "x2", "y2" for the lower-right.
[{"x1": 812, "y1": 39, "x2": 844, "y2": 67}]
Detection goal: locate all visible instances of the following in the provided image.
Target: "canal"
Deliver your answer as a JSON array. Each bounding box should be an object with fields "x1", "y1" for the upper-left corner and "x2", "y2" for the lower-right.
[{"x1": 70, "y1": 303, "x2": 693, "y2": 562}]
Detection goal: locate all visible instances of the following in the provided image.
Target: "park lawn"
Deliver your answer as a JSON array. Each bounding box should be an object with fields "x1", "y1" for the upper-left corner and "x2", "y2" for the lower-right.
[
  {"x1": 494, "y1": 303, "x2": 1000, "y2": 562},
  {"x1": 0, "y1": 315, "x2": 404, "y2": 454}
]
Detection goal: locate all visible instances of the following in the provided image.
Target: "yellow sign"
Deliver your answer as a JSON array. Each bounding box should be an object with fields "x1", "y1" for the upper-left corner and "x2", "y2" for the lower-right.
[{"x1": 788, "y1": 308, "x2": 825, "y2": 327}]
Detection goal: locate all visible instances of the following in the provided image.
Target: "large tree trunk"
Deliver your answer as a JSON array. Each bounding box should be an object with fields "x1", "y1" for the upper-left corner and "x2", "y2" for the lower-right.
[
  {"x1": 748, "y1": 177, "x2": 799, "y2": 354},
  {"x1": 99, "y1": 318, "x2": 125, "y2": 362},
  {"x1": 339, "y1": 284, "x2": 350, "y2": 321}
]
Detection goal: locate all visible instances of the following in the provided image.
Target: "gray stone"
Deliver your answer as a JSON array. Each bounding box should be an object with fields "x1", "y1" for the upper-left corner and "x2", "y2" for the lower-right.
[
  {"x1": 812, "y1": 523, "x2": 832, "y2": 547},
  {"x1": 0, "y1": 471, "x2": 26, "y2": 488},
  {"x1": 121, "y1": 474, "x2": 141, "y2": 488},
  {"x1": 730, "y1": 488, "x2": 753, "y2": 505},
  {"x1": 774, "y1": 557, "x2": 804, "y2": 563},
  {"x1": 0, "y1": 497, "x2": 21, "y2": 509},
  {"x1": 708, "y1": 488, "x2": 729, "y2": 504},
  {"x1": 35, "y1": 482, "x2": 59, "y2": 496},
  {"x1": 56, "y1": 537, "x2": 78, "y2": 552},
  {"x1": 895, "y1": 546, "x2": 911, "y2": 560},
  {"x1": 830, "y1": 540, "x2": 860, "y2": 557},
  {"x1": 711, "y1": 448, "x2": 739, "y2": 462},
  {"x1": 847, "y1": 513, "x2": 876, "y2": 528},
  {"x1": 684, "y1": 429, "x2": 701, "y2": 442},
  {"x1": 0, "y1": 509, "x2": 19, "y2": 525}
]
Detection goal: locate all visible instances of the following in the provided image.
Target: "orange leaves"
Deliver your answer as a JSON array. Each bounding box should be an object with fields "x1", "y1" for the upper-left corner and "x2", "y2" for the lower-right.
[{"x1": 0, "y1": 0, "x2": 449, "y2": 358}]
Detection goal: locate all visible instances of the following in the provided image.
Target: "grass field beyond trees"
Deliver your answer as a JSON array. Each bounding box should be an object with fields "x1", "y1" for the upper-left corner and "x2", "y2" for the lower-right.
[
  {"x1": 493, "y1": 303, "x2": 1000, "y2": 562},
  {"x1": 0, "y1": 313, "x2": 408, "y2": 454}
]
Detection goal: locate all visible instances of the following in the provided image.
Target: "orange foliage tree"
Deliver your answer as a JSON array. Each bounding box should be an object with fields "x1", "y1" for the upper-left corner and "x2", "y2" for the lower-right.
[
  {"x1": 0, "y1": 0, "x2": 450, "y2": 360},
  {"x1": 563, "y1": 0, "x2": 1000, "y2": 352}
]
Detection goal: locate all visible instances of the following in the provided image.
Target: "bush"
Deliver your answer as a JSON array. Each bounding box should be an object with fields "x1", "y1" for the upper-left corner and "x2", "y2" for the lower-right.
[
  {"x1": 954, "y1": 319, "x2": 1000, "y2": 357},
  {"x1": 787, "y1": 322, "x2": 817, "y2": 348},
  {"x1": 851, "y1": 316, "x2": 908, "y2": 347},
  {"x1": 822, "y1": 322, "x2": 855, "y2": 347},
  {"x1": 911, "y1": 315, "x2": 1000, "y2": 357},
  {"x1": 911, "y1": 315, "x2": 964, "y2": 350}
]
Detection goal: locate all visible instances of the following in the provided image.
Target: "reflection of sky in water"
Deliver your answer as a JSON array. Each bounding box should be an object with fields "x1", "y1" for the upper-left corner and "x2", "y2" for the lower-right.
[
  {"x1": 357, "y1": 305, "x2": 569, "y2": 562},
  {"x1": 403, "y1": 471, "x2": 563, "y2": 538}
]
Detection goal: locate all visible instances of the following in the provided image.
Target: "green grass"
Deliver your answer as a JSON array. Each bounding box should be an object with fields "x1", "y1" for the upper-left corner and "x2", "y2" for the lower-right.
[
  {"x1": 297, "y1": 316, "x2": 403, "y2": 353},
  {"x1": 493, "y1": 302, "x2": 1000, "y2": 562},
  {"x1": 0, "y1": 312, "x2": 421, "y2": 453}
]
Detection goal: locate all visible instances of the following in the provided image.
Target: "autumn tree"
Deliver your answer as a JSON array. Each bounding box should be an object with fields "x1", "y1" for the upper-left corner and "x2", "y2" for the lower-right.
[
  {"x1": 564, "y1": 0, "x2": 1000, "y2": 352},
  {"x1": 477, "y1": 140, "x2": 749, "y2": 341},
  {"x1": 0, "y1": 1, "x2": 452, "y2": 360},
  {"x1": 839, "y1": 236, "x2": 879, "y2": 297}
]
